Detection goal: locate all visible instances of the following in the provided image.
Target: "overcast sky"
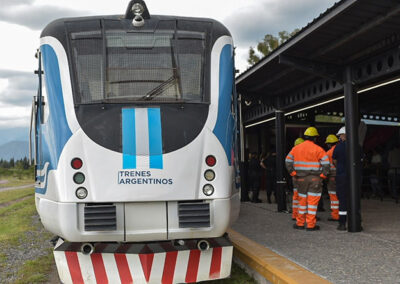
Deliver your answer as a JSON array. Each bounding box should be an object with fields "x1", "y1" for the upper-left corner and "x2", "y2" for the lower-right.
[{"x1": 0, "y1": 0, "x2": 336, "y2": 141}]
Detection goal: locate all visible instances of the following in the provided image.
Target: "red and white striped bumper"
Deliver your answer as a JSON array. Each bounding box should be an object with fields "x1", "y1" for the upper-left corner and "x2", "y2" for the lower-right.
[{"x1": 54, "y1": 237, "x2": 233, "y2": 283}]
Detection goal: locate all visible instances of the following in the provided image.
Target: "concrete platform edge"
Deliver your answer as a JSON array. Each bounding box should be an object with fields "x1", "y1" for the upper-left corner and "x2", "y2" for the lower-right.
[{"x1": 227, "y1": 229, "x2": 332, "y2": 284}]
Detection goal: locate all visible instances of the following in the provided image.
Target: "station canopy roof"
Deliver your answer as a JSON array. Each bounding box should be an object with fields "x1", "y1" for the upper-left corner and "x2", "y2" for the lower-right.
[{"x1": 236, "y1": 0, "x2": 400, "y2": 124}]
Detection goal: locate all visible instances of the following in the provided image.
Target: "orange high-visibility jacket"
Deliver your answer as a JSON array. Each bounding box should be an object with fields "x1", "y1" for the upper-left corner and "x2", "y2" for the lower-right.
[
  {"x1": 285, "y1": 140, "x2": 330, "y2": 178},
  {"x1": 327, "y1": 145, "x2": 337, "y2": 176}
]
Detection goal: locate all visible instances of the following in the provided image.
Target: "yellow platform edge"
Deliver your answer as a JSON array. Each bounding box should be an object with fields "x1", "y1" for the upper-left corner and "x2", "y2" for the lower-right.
[{"x1": 227, "y1": 229, "x2": 332, "y2": 284}]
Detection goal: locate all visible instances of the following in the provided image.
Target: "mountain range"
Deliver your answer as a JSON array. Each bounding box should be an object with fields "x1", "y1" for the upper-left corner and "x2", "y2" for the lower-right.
[{"x1": 0, "y1": 140, "x2": 29, "y2": 161}]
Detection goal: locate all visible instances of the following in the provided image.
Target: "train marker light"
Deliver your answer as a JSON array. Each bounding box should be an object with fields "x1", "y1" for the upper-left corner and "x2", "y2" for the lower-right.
[
  {"x1": 203, "y1": 184, "x2": 214, "y2": 196},
  {"x1": 71, "y1": 158, "x2": 83, "y2": 170},
  {"x1": 205, "y1": 155, "x2": 216, "y2": 167},
  {"x1": 204, "y1": 170, "x2": 215, "y2": 181},
  {"x1": 73, "y1": 172, "x2": 85, "y2": 184},
  {"x1": 132, "y1": 3, "x2": 144, "y2": 16},
  {"x1": 76, "y1": 187, "x2": 88, "y2": 199}
]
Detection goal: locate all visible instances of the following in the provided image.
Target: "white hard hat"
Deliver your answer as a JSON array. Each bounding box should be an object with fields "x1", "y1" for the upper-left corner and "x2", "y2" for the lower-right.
[{"x1": 337, "y1": 126, "x2": 346, "y2": 135}]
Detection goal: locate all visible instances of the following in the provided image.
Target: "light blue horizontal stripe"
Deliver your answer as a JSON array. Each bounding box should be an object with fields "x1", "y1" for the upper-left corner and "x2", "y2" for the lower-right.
[
  {"x1": 285, "y1": 159, "x2": 293, "y2": 163},
  {"x1": 308, "y1": 205, "x2": 318, "y2": 209},
  {"x1": 321, "y1": 161, "x2": 330, "y2": 165},
  {"x1": 308, "y1": 192, "x2": 322, "y2": 197},
  {"x1": 294, "y1": 166, "x2": 321, "y2": 170},
  {"x1": 331, "y1": 206, "x2": 339, "y2": 209},
  {"x1": 307, "y1": 211, "x2": 317, "y2": 215},
  {"x1": 293, "y1": 188, "x2": 298, "y2": 192},
  {"x1": 293, "y1": 200, "x2": 299, "y2": 204},
  {"x1": 299, "y1": 210, "x2": 306, "y2": 214},
  {"x1": 299, "y1": 193, "x2": 307, "y2": 198},
  {"x1": 287, "y1": 153, "x2": 294, "y2": 158},
  {"x1": 331, "y1": 201, "x2": 339, "y2": 204},
  {"x1": 339, "y1": 211, "x2": 347, "y2": 215},
  {"x1": 294, "y1": 161, "x2": 320, "y2": 165},
  {"x1": 328, "y1": 191, "x2": 336, "y2": 194},
  {"x1": 321, "y1": 155, "x2": 328, "y2": 160},
  {"x1": 292, "y1": 205, "x2": 299, "y2": 208},
  {"x1": 299, "y1": 206, "x2": 307, "y2": 209}
]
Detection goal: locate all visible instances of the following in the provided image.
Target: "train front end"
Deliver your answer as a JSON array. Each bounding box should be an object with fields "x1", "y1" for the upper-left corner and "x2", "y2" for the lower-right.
[{"x1": 33, "y1": 1, "x2": 240, "y2": 282}]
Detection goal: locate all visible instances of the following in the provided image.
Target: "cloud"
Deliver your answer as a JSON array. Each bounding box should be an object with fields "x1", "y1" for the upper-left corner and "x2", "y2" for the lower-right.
[
  {"x1": 224, "y1": 0, "x2": 336, "y2": 71},
  {"x1": 0, "y1": 1, "x2": 89, "y2": 30},
  {"x1": 225, "y1": 0, "x2": 336, "y2": 47},
  {"x1": 0, "y1": 69, "x2": 36, "y2": 107}
]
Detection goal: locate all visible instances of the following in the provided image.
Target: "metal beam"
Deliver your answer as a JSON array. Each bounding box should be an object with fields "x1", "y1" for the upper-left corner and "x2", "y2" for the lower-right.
[{"x1": 279, "y1": 55, "x2": 343, "y2": 83}]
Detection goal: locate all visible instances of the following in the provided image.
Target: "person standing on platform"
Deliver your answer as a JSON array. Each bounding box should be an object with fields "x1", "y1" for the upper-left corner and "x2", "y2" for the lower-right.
[
  {"x1": 325, "y1": 134, "x2": 340, "y2": 221},
  {"x1": 260, "y1": 151, "x2": 277, "y2": 203},
  {"x1": 285, "y1": 127, "x2": 330, "y2": 231},
  {"x1": 288, "y1": 138, "x2": 305, "y2": 220},
  {"x1": 333, "y1": 126, "x2": 348, "y2": 231},
  {"x1": 248, "y1": 152, "x2": 262, "y2": 203}
]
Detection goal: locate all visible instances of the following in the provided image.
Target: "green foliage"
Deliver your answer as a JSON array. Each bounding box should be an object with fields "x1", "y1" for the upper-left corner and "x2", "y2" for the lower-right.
[
  {"x1": 248, "y1": 29, "x2": 299, "y2": 66},
  {"x1": 14, "y1": 249, "x2": 55, "y2": 284},
  {"x1": 0, "y1": 196, "x2": 36, "y2": 244},
  {"x1": 0, "y1": 157, "x2": 30, "y2": 169}
]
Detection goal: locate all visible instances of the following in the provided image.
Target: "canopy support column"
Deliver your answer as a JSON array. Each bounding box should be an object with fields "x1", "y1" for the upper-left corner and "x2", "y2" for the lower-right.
[{"x1": 344, "y1": 66, "x2": 362, "y2": 232}]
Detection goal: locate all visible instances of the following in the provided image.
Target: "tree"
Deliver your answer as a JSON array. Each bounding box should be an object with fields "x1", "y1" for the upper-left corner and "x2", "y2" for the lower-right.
[{"x1": 247, "y1": 29, "x2": 299, "y2": 66}]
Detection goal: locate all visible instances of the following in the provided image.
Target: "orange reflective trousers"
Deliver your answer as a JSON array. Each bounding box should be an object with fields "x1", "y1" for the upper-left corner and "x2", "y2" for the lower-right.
[
  {"x1": 292, "y1": 177, "x2": 299, "y2": 219},
  {"x1": 295, "y1": 175, "x2": 322, "y2": 229},
  {"x1": 327, "y1": 176, "x2": 339, "y2": 220}
]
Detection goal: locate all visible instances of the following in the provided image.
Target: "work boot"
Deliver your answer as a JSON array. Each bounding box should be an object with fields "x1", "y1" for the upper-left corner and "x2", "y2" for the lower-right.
[
  {"x1": 293, "y1": 224, "x2": 304, "y2": 230},
  {"x1": 337, "y1": 223, "x2": 347, "y2": 231},
  {"x1": 328, "y1": 218, "x2": 339, "y2": 222},
  {"x1": 306, "y1": 225, "x2": 320, "y2": 231}
]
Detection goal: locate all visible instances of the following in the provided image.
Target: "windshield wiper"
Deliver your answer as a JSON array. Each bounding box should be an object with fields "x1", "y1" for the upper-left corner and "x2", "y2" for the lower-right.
[{"x1": 140, "y1": 76, "x2": 176, "y2": 101}]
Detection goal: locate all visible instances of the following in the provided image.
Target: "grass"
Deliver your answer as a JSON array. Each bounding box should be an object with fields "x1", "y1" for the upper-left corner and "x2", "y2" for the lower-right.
[
  {"x1": 0, "y1": 187, "x2": 34, "y2": 204},
  {"x1": 14, "y1": 248, "x2": 55, "y2": 284},
  {"x1": 207, "y1": 262, "x2": 257, "y2": 284},
  {"x1": 0, "y1": 196, "x2": 36, "y2": 245},
  {"x1": 0, "y1": 167, "x2": 34, "y2": 188}
]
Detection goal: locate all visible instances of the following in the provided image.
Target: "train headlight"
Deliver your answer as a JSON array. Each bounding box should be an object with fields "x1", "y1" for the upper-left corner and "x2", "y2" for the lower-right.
[
  {"x1": 76, "y1": 187, "x2": 88, "y2": 199},
  {"x1": 73, "y1": 172, "x2": 85, "y2": 184},
  {"x1": 204, "y1": 170, "x2": 215, "y2": 181},
  {"x1": 132, "y1": 3, "x2": 144, "y2": 16},
  {"x1": 202, "y1": 184, "x2": 214, "y2": 196}
]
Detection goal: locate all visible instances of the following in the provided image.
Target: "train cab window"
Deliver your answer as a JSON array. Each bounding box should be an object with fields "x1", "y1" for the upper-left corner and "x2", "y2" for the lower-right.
[{"x1": 69, "y1": 22, "x2": 206, "y2": 104}]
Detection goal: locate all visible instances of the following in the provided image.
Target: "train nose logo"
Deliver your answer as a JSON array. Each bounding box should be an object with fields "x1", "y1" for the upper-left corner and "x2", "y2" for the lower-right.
[{"x1": 122, "y1": 108, "x2": 163, "y2": 169}]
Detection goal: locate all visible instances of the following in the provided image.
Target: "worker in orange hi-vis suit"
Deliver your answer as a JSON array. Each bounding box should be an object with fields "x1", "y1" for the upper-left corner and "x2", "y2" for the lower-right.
[
  {"x1": 290, "y1": 137, "x2": 305, "y2": 220},
  {"x1": 325, "y1": 134, "x2": 340, "y2": 221},
  {"x1": 285, "y1": 127, "x2": 330, "y2": 231}
]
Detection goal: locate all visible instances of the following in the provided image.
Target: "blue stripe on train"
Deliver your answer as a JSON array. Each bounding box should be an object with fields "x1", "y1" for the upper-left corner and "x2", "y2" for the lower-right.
[
  {"x1": 213, "y1": 44, "x2": 234, "y2": 166},
  {"x1": 122, "y1": 108, "x2": 136, "y2": 169},
  {"x1": 148, "y1": 108, "x2": 163, "y2": 169},
  {"x1": 122, "y1": 108, "x2": 163, "y2": 169}
]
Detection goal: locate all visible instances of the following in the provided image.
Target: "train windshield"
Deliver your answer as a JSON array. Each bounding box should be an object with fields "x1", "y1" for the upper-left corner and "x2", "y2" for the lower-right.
[{"x1": 69, "y1": 25, "x2": 206, "y2": 104}]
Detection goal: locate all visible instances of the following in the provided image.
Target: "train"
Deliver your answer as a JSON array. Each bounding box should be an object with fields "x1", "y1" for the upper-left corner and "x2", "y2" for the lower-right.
[{"x1": 30, "y1": 1, "x2": 240, "y2": 282}]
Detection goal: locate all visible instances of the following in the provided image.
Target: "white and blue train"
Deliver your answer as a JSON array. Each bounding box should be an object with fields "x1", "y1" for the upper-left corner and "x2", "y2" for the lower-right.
[{"x1": 31, "y1": 1, "x2": 240, "y2": 282}]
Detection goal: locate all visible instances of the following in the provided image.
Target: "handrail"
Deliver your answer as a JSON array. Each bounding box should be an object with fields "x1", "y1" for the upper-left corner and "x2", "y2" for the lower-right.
[{"x1": 29, "y1": 96, "x2": 36, "y2": 166}]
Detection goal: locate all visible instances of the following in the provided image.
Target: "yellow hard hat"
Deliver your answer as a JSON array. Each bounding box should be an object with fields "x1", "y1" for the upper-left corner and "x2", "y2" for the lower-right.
[
  {"x1": 325, "y1": 134, "x2": 339, "y2": 144},
  {"x1": 304, "y1": 126, "x2": 319, "y2": 137},
  {"x1": 294, "y1": 137, "x2": 305, "y2": 146}
]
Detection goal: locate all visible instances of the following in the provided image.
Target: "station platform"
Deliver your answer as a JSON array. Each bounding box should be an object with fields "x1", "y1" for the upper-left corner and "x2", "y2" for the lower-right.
[{"x1": 230, "y1": 195, "x2": 400, "y2": 283}]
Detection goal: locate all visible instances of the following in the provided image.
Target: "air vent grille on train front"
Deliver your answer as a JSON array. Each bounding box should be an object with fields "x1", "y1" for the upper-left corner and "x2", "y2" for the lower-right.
[
  {"x1": 84, "y1": 203, "x2": 117, "y2": 231},
  {"x1": 178, "y1": 201, "x2": 210, "y2": 228}
]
